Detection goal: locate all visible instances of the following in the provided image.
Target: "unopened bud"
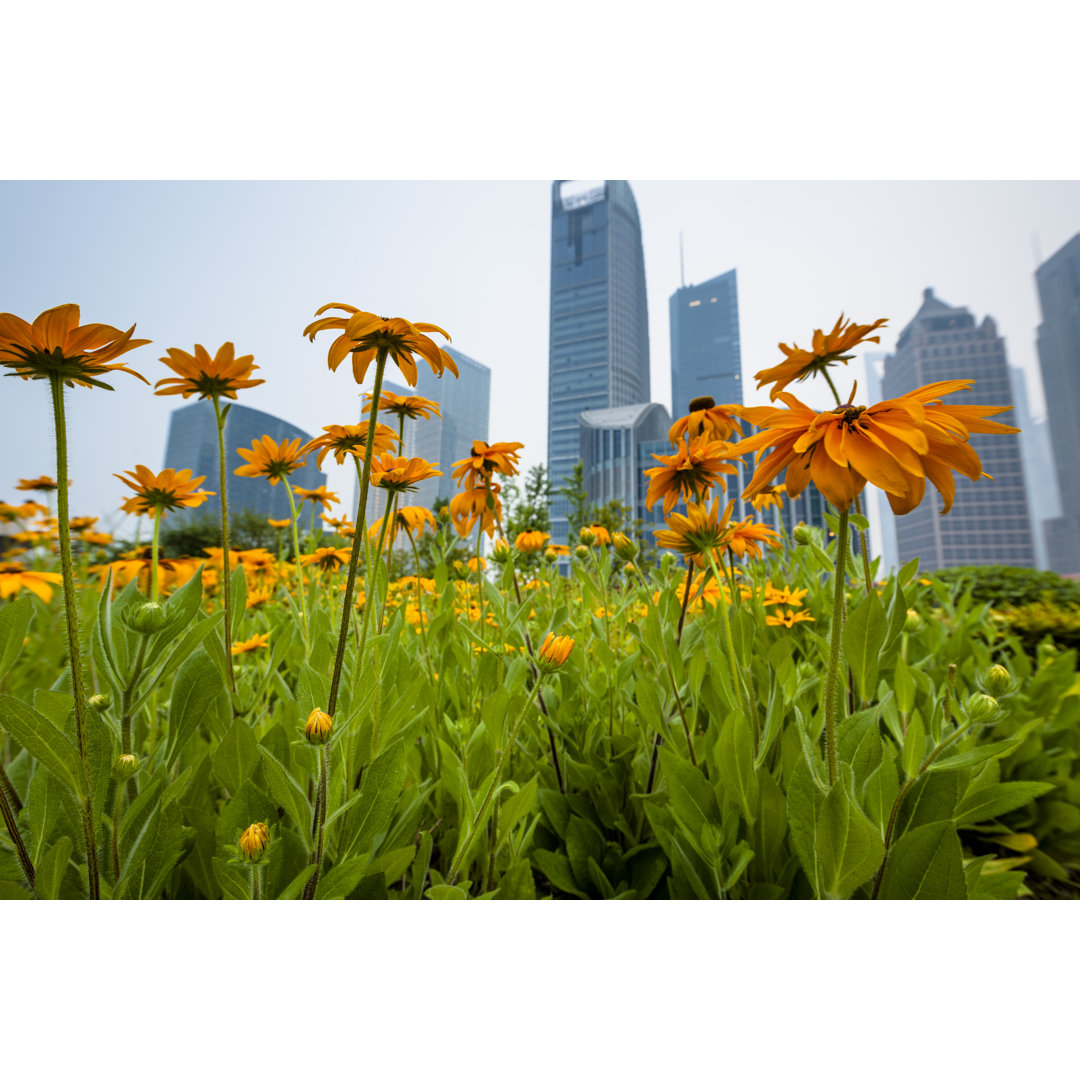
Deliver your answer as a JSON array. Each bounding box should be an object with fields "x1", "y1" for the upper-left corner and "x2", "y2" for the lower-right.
[
  {"x1": 491, "y1": 538, "x2": 512, "y2": 563},
  {"x1": 88, "y1": 693, "x2": 109, "y2": 710},
  {"x1": 538, "y1": 632, "x2": 574, "y2": 673},
  {"x1": 792, "y1": 523, "x2": 812, "y2": 546},
  {"x1": 305, "y1": 707, "x2": 333, "y2": 744},
  {"x1": 966, "y1": 692, "x2": 1000, "y2": 724},
  {"x1": 544, "y1": 548, "x2": 560, "y2": 563},
  {"x1": 612, "y1": 532, "x2": 637, "y2": 561},
  {"x1": 980, "y1": 664, "x2": 1017, "y2": 698},
  {"x1": 124, "y1": 600, "x2": 168, "y2": 634},
  {"x1": 438, "y1": 506, "x2": 451, "y2": 521},
  {"x1": 904, "y1": 608, "x2": 922, "y2": 632},
  {"x1": 239, "y1": 822, "x2": 270, "y2": 862},
  {"x1": 114, "y1": 754, "x2": 139, "y2": 779},
  {"x1": 574, "y1": 545, "x2": 590, "y2": 559},
  {"x1": 578, "y1": 530, "x2": 597, "y2": 547}
]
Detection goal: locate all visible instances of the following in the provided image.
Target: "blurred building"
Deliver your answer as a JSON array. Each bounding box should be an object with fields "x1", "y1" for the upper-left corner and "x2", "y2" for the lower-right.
[
  {"x1": 1008, "y1": 365, "x2": 1059, "y2": 570},
  {"x1": 881, "y1": 289, "x2": 1034, "y2": 571},
  {"x1": 669, "y1": 269, "x2": 741, "y2": 416},
  {"x1": 862, "y1": 350, "x2": 900, "y2": 574},
  {"x1": 1034, "y1": 233, "x2": 1080, "y2": 574},
  {"x1": 162, "y1": 401, "x2": 325, "y2": 523},
  {"x1": 547, "y1": 180, "x2": 651, "y2": 545}
]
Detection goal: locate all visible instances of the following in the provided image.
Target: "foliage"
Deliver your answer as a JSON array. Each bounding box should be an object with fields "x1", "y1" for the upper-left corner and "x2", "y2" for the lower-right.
[
  {"x1": 559, "y1": 461, "x2": 589, "y2": 539},
  {"x1": 506, "y1": 465, "x2": 552, "y2": 537},
  {"x1": 160, "y1": 509, "x2": 281, "y2": 558},
  {"x1": 929, "y1": 565, "x2": 1080, "y2": 609}
]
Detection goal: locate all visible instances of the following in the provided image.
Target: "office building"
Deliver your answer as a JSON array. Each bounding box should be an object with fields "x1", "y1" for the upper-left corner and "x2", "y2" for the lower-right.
[
  {"x1": 162, "y1": 401, "x2": 326, "y2": 523},
  {"x1": 881, "y1": 289, "x2": 1034, "y2": 571},
  {"x1": 669, "y1": 269, "x2": 741, "y2": 417},
  {"x1": 1035, "y1": 233, "x2": 1080, "y2": 574},
  {"x1": 1008, "y1": 365, "x2": 1059, "y2": 570},
  {"x1": 862, "y1": 350, "x2": 900, "y2": 574},
  {"x1": 547, "y1": 180, "x2": 651, "y2": 544}
]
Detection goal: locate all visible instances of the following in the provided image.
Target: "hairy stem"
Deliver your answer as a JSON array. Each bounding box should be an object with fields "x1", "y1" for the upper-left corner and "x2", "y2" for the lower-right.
[{"x1": 212, "y1": 397, "x2": 237, "y2": 695}]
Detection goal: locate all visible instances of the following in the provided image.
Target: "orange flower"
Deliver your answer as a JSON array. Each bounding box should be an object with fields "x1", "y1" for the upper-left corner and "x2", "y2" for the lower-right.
[
  {"x1": 450, "y1": 483, "x2": 502, "y2": 538},
  {"x1": 0, "y1": 562, "x2": 64, "y2": 603},
  {"x1": 369, "y1": 454, "x2": 442, "y2": 494},
  {"x1": 748, "y1": 483, "x2": 787, "y2": 513},
  {"x1": 362, "y1": 391, "x2": 441, "y2": 421},
  {"x1": 300, "y1": 422, "x2": 401, "y2": 469},
  {"x1": 654, "y1": 498, "x2": 735, "y2": 558},
  {"x1": 69, "y1": 516, "x2": 98, "y2": 532},
  {"x1": 0, "y1": 500, "x2": 48, "y2": 522},
  {"x1": 765, "y1": 609, "x2": 816, "y2": 628},
  {"x1": 668, "y1": 396, "x2": 742, "y2": 444},
  {"x1": 16, "y1": 476, "x2": 63, "y2": 493},
  {"x1": 451, "y1": 440, "x2": 525, "y2": 490},
  {"x1": 0, "y1": 304, "x2": 150, "y2": 388},
  {"x1": 234, "y1": 435, "x2": 307, "y2": 485},
  {"x1": 755, "y1": 315, "x2": 888, "y2": 400},
  {"x1": 303, "y1": 306, "x2": 458, "y2": 386},
  {"x1": 579, "y1": 524, "x2": 612, "y2": 546},
  {"x1": 644, "y1": 438, "x2": 738, "y2": 515},
  {"x1": 238, "y1": 822, "x2": 270, "y2": 861},
  {"x1": 231, "y1": 632, "x2": 270, "y2": 655},
  {"x1": 291, "y1": 485, "x2": 340, "y2": 510},
  {"x1": 738, "y1": 380, "x2": 1019, "y2": 514},
  {"x1": 154, "y1": 343, "x2": 264, "y2": 399},
  {"x1": 267, "y1": 518, "x2": 292, "y2": 529},
  {"x1": 300, "y1": 547, "x2": 351, "y2": 572},
  {"x1": 115, "y1": 465, "x2": 215, "y2": 517},
  {"x1": 246, "y1": 585, "x2": 274, "y2": 609},
  {"x1": 538, "y1": 632, "x2": 574, "y2": 671},
  {"x1": 725, "y1": 517, "x2": 782, "y2": 560},
  {"x1": 514, "y1": 530, "x2": 550, "y2": 554}
]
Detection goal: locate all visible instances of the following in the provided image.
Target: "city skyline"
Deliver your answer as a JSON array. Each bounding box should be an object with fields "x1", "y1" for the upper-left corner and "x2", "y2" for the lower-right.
[{"x1": 1, "y1": 181, "x2": 1077, "y2": 536}]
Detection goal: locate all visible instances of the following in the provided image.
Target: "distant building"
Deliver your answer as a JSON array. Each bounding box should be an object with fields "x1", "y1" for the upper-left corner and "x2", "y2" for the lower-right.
[
  {"x1": 1008, "y1": 365, "x2": 1059, "y2": 570},
  {"x1": 862, "y1": 350, "x2": 900, "y2": 574},
  {"x1": 669, "y1": 269, "x2": 741, "y2": 416},
  {"x1": 547, "y1": 180, "x2": 651, "y2": 545},
  {"x1": 882, "y1": 289, "x2": 1034, "y2": 571},
  {"x1": 163, "y1": 401, "x2": 326, "y2": 523},
  {"x1": 1035, "y1": 233, "x2": 1080, "y2": 574},
  {"x1": 357, "y1": 345, "x2": 490, "y2": 527}
]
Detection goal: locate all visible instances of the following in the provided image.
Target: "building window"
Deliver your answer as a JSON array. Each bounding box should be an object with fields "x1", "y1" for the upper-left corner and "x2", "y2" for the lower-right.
[{"x1": 688, "y1": 300, "x2": 701, "y2": 307}]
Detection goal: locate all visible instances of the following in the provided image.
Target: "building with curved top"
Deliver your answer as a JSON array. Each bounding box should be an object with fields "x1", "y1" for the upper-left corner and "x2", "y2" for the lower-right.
[{"x1": 547, "y1": 180, "x2": 651, "y2": 544}]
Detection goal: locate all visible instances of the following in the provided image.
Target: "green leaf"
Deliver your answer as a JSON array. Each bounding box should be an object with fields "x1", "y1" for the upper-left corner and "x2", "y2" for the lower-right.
[
  {"x1": 0, "y1": 596, "x2": 34, "y2": 683},
  {"x1": 258, "y1": 746, "x2": 311, "y2": 840},
  {"x1": 214, "y1": 719, "x2": 260, "y2": 795},
  {"x1": 954, "y1": 781, "x2": 1055, "y2": 826},
  {"x1": 166, "y1": 650, "x2": 228, "y2": 768},
  {"x1": 897, "y1": 556, "x2": 920, "y2": 588},
  {"x1": 533, "y1": 849, "x2": 588, "y2": 898},
  {"x1": 35, "y1": 836, "x2": 73, "y2": 900},
  {"x1": 844, "y1": 590, "x2": 886, "y2": 702},
  {"x1": 495, "y1": 860, "x2": 537, "y2": 900},
  {"x1": 878, "y1": 821, "x2": 967, "y2": 899},
  {"x1": 928, "y1": 724, "x2": 1038, "y2": 773},
  {"x1": 315, "y1": 856, "x2": 370, "y2": 900},
  {"x1": 715, "y1": 710, "x2": 758, "y2": 825},
  {"x1": 425, "y1": 884, "x2": 469, "y2": 899},
  {"x1": 229, "y1": 565, "x2": 247, "y2": 639},
  {"x1": 212, "y1": 856, "x2": 251, "y2": 900},
  {"x1": 658, "y1": 747, "x2": 718, "y2": 833},
  {"x1": 902, "y1": 712, "x2": 925, "y2": 778},
  {"x1": 276, "y1": 864, "x2": 317, "y2": 900},
  {"x1": 0, "y1": 695, "x2": 83, "y2": 797},
  {"x1": 894, "y1": 656, "x2": 916, "y2": 715},
  {"x1": 340, "y1": 741, "x2": 407, "y2": 860}
]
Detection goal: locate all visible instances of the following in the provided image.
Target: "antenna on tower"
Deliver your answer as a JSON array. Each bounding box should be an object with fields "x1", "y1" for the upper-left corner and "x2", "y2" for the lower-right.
[
  {"x1": 1032, "y1": 232, "x2": 1043, "y2": 267},
  {"x1": 679, "y1": 231, "x2": 685, "y2": 288}
]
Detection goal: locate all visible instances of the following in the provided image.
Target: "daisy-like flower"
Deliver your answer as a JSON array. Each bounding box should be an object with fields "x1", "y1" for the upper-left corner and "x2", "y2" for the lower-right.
[
  {"x1": 0, "y1": 501, "x2": 48, "y2": 522},
  {"x1": 291, "y1": 485, "x2": 340, "y2": 511},
  {"x1": 154, "y1": 343, "x2": 264, "y2": 400},
  {"x1": 668, "y1": 396, "x2": 742, "y2": 444},
  {"x1": 644, "y1": 438, "x2": 738, "y2": 515},
  {"x1": 395, "y1": 506, "x2": 437, "y2": 539},
  {"x1": 79, "y1": 531, "x2": 114, "y2": 545},
  {"x1": 68, "y1": 516, "x2": 98, "y2": 532},
  {"x1": 450, "y1": 483, "x2": 503, "y2": 538},
  {"x1": 115, "y1": 466, "x2": 215, "y2": 517},
  {"x1": 579, "y1": 524, "x2": 612, "y2": 546},
  {"x1": 300, "y1": 422, "x2": 401, "y2": 469},
  {"x1": 369, "y1": 454, "x2": 442, "y2": 494},
  {"x1": 246, "y1": 585, "x2": 275, "y2": 609},
  {"x1": 451, "y1": 440, "x2": 525, "y2": 489},
  {"x1": 725, "y1": 517, "x2": 782, "y2": 560},
  {"x1": 202, "y1": 547, "x2": 241, "y2": 572},
  {"x1": 749, "y1": 483, "x2": 787, "y2": 513},
  {"x1": 17, "y1": 476, "x2": 63, "y2": 493},
  {"x1": 303, "y1": 306, "x2": 458, "y2": 387},
  {"x1": 0, "y1": 562, "x2": 65, "y2": 603},
  {"x1": 466, "y1": 556, "x2": 487, "y2": 573},
  {"x1": 231, "y1": 632, "x2": 270, "y2": 655},
  {"x1": 755, "y1": 315, "x2": 888, "y2": 400},
  {"x1": 362, "y1": 390, "x2": 441, "y2": 422},
  {"x1": 238, "y1": 549, "x2": 276, "y2": 573},
  {"x1": 300, "y1": 547, "x2": 351, "y2": 572},
  {"x1": 765, "y1": 609, "x2": 816, "y2": 628},
  {"x1": 545, "y1": 544, "x2": 570, "y2": 560},
  {"x1": 321, "y1": 513, "x2": 352, "y2": 532},
  {"x1": 233, "y1": 435, "x2": 307, "y2": 485},
  {"x1": 514, "y1": 530, "x2": 550, "y2": 554},
  {"x1": 738, "y1": 380, "x2": 1019, "y2": 514},
  {"x1": 763, "y1": 583, "x2": 809, "y2": 607},
  {"x1": 0, "y1": 304, "x2": 150, "y2": 389},
  {"x1": 267, "y1": 517, "x2": 292, "y2": 529},
  {"x1": 654, "y1": 498, "x2": 736, "y2": 558}
]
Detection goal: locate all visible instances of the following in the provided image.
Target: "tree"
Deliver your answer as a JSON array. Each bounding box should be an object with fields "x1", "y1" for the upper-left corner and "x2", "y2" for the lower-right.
[
  {"x1": 159, "y1": 508, "x2": 280, "y2": 558},
  {"x1": 508, "y1": 464, "x2": 552, "y2": 536},
  {"x1": 559, "y1": 461, "x2": 590, "y2": 540}
]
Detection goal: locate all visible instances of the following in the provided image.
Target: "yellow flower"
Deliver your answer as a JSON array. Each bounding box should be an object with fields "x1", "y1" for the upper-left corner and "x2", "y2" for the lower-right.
[
  {"x1": 763, "y1": 583, "x2": 808, "y2": 607},
  {"x1": 538, "y1": 632, "x2": 574, "y2": 671},
  {"x1": 765, "y1": 609, "x2": 816, "y2": 628},
  {"x1": 154, "y1": 342, "x2": 264, "y2": 399},
  {"x1": 0, "y1": 562, "x2": 65, "y2": 603},
  {"x1": 514, "y1": 530, "x2": 550, "y2": 554},
  {"x1": 291, "y1": 485, "x2": 340, "y2": 511},
  {"x1": 231, "y1": 632, "x2": 270, "y2": 655},
  {"x1": 16, "y1": 476, "x2": 64, "y2": 493},
  {"x1": 395, "y1": 506, "x2": 437, "y2": 539},
  {"x1": 239, "y1": 822, "x2": 270, "y2": 861},
  {"x1": 303, "y1": 306, "x2": 458, "y2": 387},
  {"x1": 654, "y1": 498, "x2": 735, "y2": 558},
  {"x1": 725, "y1": 517, "x2": 782, "y2": 560},
  {"x1": 68, "y1": 516, "x2": 98, "y2": 532},
  {"x1": 115, "y1": 465, "x2": 215, "y2": 517},
  {"x1": 362, "y1": 390, "x2": 441, "y2": 421},
  {"x1": 579, "y1": 524, "x2": 612, "y2": 546},
  {"x1": 234, "y1": 435, "x2": 307, "y2": 485},
  {"x1": 369, "y1": 454, "x2": 442, "y2": 494},
  {"x1": 749, "y1": 483, "x2": 787, "y2": 513},
  {"x1": 668, "y1": 396, "x2": 742, "y2": 444},
  {"x1": 755, "y1": 315, "x2": 888, "y2": 400},
  {"x1": 300, "y1": 547, "x2": 351, "y2": 572},
  {"x1": 79, "y1": 531, "x2": 114, "y2": 545},
  {"x1": 451, "y1": 440, "x2": 525, "y2": 489},
  {"x1": 0, "y1": 500, "x2": 48, "y2": 522},
  {"x1": 246, "y1": 585, "x2": 274, "y2": 609},
  {"x1": 450, "y1": 483, "x2": 503, "y2": 538},
  {"x1": 545, "y1": 544, "x2": 570, "y2": 560},
  {"x1": 644, "y1": 438, "x2": 738, "y2": 516},
  {"x1": 0, "y1": 304, "x2": 150, "y2": 388},
  {"x1": 305, "y1": 707, "x2": 333, "y2": 744},
  {"x1": 466, "y1": 556, "x2": 487, "y2": 572},
  {"x1": 267, "y1": 517, "x2": 292, "y2": 529},
  {"x1": 300, "y1": 422, "x2": 401, "y2": 470}
]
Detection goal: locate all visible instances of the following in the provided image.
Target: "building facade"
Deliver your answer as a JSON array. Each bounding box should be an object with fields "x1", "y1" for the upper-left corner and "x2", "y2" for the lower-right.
[
  {"x1": 547, "y1": 180, "x2": 651, "y2": 544},
  {"x1": 1035, "y1": 233, "x2": 1080, "y2": 574},
  {"x1": 861, "y1": 350, "x2": 900, "y2": 574},
  {"x1": 669, "y1": 269, "x2": 741, "y2": 417},
  {"x1": 162, "y1": 401, "x2": 326, "y2": 523},
  {"x1": 1008, "y1": 365, "x2": 1058, "y2": 570},
  {"x1": 881, "y1": 289, "x2": 1034, "y2": 571}
]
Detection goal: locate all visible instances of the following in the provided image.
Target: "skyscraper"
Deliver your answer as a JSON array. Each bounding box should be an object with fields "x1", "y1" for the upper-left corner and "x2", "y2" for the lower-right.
[
  {"x1": 163, "y1": 402, "x2": 326, "y2": 522},
  {"x1": 547, "y1": 180, "x2": 651, "y2": 544},
  {"x1": 881, "y1": 289, "x2": 1034, "y2": 571},
  {"x1": 862, "y1": 350, "x2": 899, "y2": 573},
  {"x1": 1008, "y1": 365, "x2": 1059, "y2": 570},
  {"x1": 1034, "y1": 232, "x2": 1080, "y2": 574},
  {"x1": 669, "y1": 269, "x2": 741, "y2": 416}
]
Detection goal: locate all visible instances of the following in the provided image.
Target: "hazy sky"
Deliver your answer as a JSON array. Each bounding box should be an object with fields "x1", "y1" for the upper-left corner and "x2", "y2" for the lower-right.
[{"x1": 2, "y1": 180, "x2": 1077, "y2": 534}]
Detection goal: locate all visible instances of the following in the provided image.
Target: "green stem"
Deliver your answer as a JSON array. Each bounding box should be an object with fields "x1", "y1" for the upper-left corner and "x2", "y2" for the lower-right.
[
  {"x1": 282, "y1": 477, "x2": 309, "y2": 648},
  {"x1": 370, "y1": 492, "x2": 395, "y2": 638},
  {"x1": 49, "y1": 375, "x2": 99, "y2": 900},
  {"x1": 822, "y1": 507, "x2": 850, "y2": 786},
  {"x1": 0, "y1": 779, "x2": 35, "y2": 896},
  {"x1": 407, "y1": 531, "x2": 434, "y2": 680},
  {"x1": 303, "y1": 744, "x2": 330, "y2": 900},
  {"x1": 706, "y1": 548, "x2": 756, "y2": 754},
  {"x1": 212, "y1": 397, "x2": 237, "y2": 695},
  {"x1": 149, "y1": 511, "x2": 162, "y2": 603}
]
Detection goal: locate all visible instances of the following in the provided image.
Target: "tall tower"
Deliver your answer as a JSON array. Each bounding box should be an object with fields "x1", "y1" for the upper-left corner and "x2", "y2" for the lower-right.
[
  {"x1": 882, "y1": 289, "x2": 1034, "y2": 571},
  {"x1": 547, "y1": 180, "x2": 650, "y2": 545},
  {"x1": 1035, "y1": 232, "x2": 1080, "y2": 574},
  {"x1": 669, "y1": 269, "x2": 741, "y2": 416}
]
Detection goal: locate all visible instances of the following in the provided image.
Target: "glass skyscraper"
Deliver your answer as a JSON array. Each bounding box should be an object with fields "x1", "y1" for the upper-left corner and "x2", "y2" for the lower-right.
[
  {"x1": 162, "y1": 401, "x2": 326, "y2": 522},
  {"x1": 1034, "y1": 233, "x2": 1080, "y2": 574},
  {"x1": 547, "y1": 180, "x2": 651, "y2": 544},
  {"x1": 882, "y1": 289, "x2": 1034, "y2": 571},
  {"x1": 669, "y1": 269, "x2": 741, "y2": 417}
]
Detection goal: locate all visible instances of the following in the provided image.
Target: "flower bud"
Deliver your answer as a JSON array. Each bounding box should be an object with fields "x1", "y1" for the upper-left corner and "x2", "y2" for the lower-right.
[
  {"x1": 578, "y1": 529, "x2": 597, "y2": 547},
  {"x1": 538, "y1": 632, "x2": 574, "y2": 673},
  {"x1": 904, "y1": 608, "x2": 922, "y2": 632},
  {"x1": 114, "y1": 753, "x2": 139, "y2": 779},
  {"x1": 574, "y1": 545, "x2": 590, "y2": 559},
  {"x1": 544, "y1": 548, "x2": 560, "y2": 563},
  {"x1": 491, "y1": 538, "x2": 512, "y2": 563},
  {"x1": 792, "y1": 523, "x2": 813, "y2": 546},
  {"x1": 88, "y1": 693, "x2": 110, "y2": 710},
  {"x1": 305, "y1": 707, "x2": 333, "y2": 744},
  {"x1": 965, "y1": 692, "x2": 1000, "y2": 724},
  {"x1": 979, "y1": 664, "x2": 1017, "y2": 698},
  {"x1": 239, "y1": 822, "x2": 270, "y2": 862},
  {"x1": 124, "y1": 600, "x2": 168, "y2": 634},
  {"x1": 612, "y1": 532, "x2": 637, "y2": 561},
  {"x1": 438, "y1": 506, "x2": 451, "y2": 522}
]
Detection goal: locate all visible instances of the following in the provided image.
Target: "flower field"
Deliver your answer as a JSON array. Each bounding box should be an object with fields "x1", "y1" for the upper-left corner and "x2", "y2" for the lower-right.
[{"x1": 1, "y1": 304, "x2": 1078, "y2": 900}]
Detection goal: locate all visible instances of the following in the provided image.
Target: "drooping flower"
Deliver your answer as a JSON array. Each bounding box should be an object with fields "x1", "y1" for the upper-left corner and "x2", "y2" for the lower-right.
[
  {"x1": 451, "y1": 440, "x2": 525, "y2": 489},
  {"x1": 16, "y1": 476, "x2": 62, "y2": 493},
  {"x1": 0, "y1": 562, "x2": 65, "y2": 603},
  {"x1": 369, "y1": 454, "x2": 442, "y2": 494},
  {"x1": 300, "y1": 547, "x2": 351, "y2": 572},
  {"x1": 514, "y1": 530, "x2": 550, "y2": 554},
  {"x1": 754, "y1": 315, "x2": 888, "y2": 400},
  {"x1": 450, "y1": 483, "x2": 503, "y2": 538},
  {"x1": 748, "y1": 483, "x2": 787, "y2": 513},
  {"x1": 303, "y1": 306, "x2": 458, "y2": 386},
  {"x1": 291, "y1": 485, "x2": 340, "y2": 511},
  {"x1": 300, "y1": 422, "x2": 401, "y2": 469},
  {"x1": 231, "y1": 632, "x2": 270, "y2": 655},
  {"x1": 115, "y1": 465, "x2": 215, "y2": 517},
  {"x1": 579, "y1": 523, "x2": 612, "y2": 546},
  {"x1": 668, "y1": 396, "x2": 742, "y2": 444},
  {"x1": 0, "y1": 304, "x2": 150, "y2": 389},
  {"x1": 154, "y1": 343, "x2": 264, "y2": 399},
  {"x1": 725, "y1": 517, "x2": 782, "y2": 560},
  {"x1": 362, "y1": 390, "x2": 441, "y2": 422},
  {"x1": 644, "y1": 438, "x2": 738, "y2": 516},
  {"x1": 654, "y1": 498, "x2": 736, "y2": 558},
  {"x1": 233, "y1": 435, "x2": 308, "y2": 485}
]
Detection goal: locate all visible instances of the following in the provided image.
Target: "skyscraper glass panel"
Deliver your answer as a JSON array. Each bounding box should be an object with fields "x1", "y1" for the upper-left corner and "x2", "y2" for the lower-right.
[{"x1": 669, "y1": 269, "x2": 741, "y2": 417}]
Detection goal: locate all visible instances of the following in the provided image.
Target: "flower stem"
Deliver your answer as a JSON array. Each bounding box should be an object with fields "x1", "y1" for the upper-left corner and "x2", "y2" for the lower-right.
[
  {"x1": 822, "y1": 507, "x2": 850, "y2": 786},
  {"x1": 302, "y1": 743, "x2": 330, "y2": 900},
  {"x1": 150, "y1": 510, "x2": 162, "y2": 603},
  {"x1": 282, "y1": 477, "x2": 309, "y2": 648},
  {"x1": 706, "y1": 549, "x2": 756, "y2": 753},
  {"x1": 212, "y1": 397, "x2": 237, "y2": 696},
  {"x1": 48, "y1": 374, "x2": 99, "y2": 899},
  {"x1": 0, "y1": 779, "x2": 35, "y2": 896}
]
